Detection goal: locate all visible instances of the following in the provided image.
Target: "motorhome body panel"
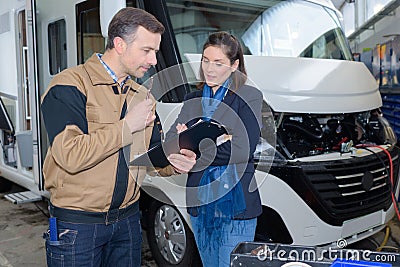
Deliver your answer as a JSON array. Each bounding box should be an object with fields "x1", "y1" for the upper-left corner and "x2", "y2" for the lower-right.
[{"x1": 185, "y1": 54, "x2": 381, "y2": 113}]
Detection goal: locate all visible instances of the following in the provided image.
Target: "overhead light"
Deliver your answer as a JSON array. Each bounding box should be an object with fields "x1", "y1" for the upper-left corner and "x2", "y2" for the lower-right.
[{"x1": 345, "y1": 0, "x2": 355, "y2": 3}]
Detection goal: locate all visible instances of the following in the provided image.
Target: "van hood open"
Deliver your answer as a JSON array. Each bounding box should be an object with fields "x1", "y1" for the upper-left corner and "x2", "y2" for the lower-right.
[{"x1": 185, "y1": 54, "x2": 381, "y2": 114}]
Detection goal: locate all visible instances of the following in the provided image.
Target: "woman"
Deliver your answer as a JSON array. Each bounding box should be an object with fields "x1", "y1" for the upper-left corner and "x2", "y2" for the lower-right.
[{"x1": 170, "y1": 31, "x2": 263, "y2": 266}]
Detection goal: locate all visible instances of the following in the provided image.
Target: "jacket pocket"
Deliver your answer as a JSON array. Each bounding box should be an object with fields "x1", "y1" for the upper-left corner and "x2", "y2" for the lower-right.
[
  {"x1": 87, "y1": 106, "x2": 119, "y2": 123},
  {"x1": 43, "y1": 229, "x2": 78, "y2": 266},
  {"x1": 44, "y1": 228, "x2": 78, "y2": 265},
  {"x1": 43, "y1": 228, "x2": 78, "y2": 246}
]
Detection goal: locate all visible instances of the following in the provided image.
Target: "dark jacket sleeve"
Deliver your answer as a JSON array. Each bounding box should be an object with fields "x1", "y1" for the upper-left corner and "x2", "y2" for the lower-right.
[{"x1": 41, "y1": 85, "x2": 88, "y2": 145}]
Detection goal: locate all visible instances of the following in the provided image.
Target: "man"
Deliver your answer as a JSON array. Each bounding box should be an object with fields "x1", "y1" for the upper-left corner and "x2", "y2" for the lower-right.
[{"x1": 41, "y1": 7, "x2": 196, "y2": 267}]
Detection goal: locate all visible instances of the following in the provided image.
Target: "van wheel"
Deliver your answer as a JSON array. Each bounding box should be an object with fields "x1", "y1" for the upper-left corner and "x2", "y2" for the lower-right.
[
  {"x1": 0, "y1": 177, "x2": 12, "y2": 193},
  {"x1": 146, "y1": 200, "x2": 202, "y2": 267}
]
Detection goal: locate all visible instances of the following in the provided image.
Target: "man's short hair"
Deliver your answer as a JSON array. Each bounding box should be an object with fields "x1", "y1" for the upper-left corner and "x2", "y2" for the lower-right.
[{"x1": 106, "y1": 7, "x2": 165, "y2": 50}]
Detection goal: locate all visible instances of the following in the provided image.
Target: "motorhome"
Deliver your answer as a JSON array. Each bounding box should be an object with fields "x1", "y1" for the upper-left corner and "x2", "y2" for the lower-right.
[{"x1": 0, "y1": 0, "x2": 399, "y2": 266}]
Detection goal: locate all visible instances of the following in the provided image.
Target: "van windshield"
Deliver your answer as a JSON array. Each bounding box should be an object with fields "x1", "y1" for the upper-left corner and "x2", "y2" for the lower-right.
[{"x1": 166, "y1": 0, "x2": 353, "y2": 61}]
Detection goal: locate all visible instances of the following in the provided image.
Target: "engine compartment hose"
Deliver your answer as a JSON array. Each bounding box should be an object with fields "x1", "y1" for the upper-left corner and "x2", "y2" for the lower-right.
[{"x1": 377, "y1": 226, "x2": 390, "y2": 252}]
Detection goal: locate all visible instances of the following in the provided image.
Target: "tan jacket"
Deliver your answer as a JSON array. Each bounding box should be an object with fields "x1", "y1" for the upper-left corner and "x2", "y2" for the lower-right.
[{"x1": 41, "y1": 54, "x2": 174, "y2": 212}]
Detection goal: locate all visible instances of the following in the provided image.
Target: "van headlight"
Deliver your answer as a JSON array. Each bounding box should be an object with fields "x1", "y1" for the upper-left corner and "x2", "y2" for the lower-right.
[
  {"x1": 254, "y1": 137, "x2": 286, "y2": 170},
  {"x1": 368, "y1": 115, "x2": 397, "y2": 146}
]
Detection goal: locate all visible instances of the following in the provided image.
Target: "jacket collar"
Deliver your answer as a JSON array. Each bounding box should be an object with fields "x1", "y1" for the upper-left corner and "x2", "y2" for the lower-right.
[
  {"x1": 212, "y1": 89, "x2": 236, "y2": 121},
  {"x1": 193, "y1": 88, "x2": 237, "y2": 121},
  {"x1": 83, "y1": 53, "x2": 139, "y2": 92}
]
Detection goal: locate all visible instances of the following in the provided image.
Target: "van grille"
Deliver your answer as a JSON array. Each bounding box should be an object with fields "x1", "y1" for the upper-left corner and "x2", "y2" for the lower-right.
[{"x1": 302, "y1": 148, "x2": 399, "y2": 217}]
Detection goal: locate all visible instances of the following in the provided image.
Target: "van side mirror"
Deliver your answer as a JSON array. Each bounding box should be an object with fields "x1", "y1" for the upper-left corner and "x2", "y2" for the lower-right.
[{"x1": 100, "y1": 0, "x2": 126, "y2": 38}]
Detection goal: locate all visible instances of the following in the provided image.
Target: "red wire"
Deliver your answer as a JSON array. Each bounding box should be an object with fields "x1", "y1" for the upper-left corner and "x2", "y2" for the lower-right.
[{"x1": 356, "y1": 144, "x2": 400, "y2": 221}]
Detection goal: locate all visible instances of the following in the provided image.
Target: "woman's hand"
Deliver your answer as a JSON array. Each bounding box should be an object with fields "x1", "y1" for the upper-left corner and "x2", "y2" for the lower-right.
[{"x1": 176, "y1": 123, "x2": 188, "y2": 133}]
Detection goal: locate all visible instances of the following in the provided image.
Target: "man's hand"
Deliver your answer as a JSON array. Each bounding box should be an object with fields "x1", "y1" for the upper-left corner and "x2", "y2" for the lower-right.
[
  {"x1": 167, "y1": 149, "x2": 196, "y2": 174},
  {"x1": 125, "y1": 99, "x2": 155, "y2": 133}
]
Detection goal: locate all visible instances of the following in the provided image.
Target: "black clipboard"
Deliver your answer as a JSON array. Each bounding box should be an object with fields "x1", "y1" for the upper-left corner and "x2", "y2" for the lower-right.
[{"x1": 129, "y1": 121, "x2": 227, "y2": 168}]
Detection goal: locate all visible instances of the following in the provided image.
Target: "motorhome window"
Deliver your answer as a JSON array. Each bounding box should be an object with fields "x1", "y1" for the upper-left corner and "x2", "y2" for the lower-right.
[
  {"x1": 48, "y1": 19, "x2": 67, "y2": 75},
  {"x1": 165, "y1": 0, "x2": 352, "y2": 60},
  {"x1": 165, "y1": 0, "x2": 261, "y2": 61},
  {"x1": 299, "y1": 28, "x2": 351, "y2": 60},
  {"x1": 0, "y1": 97, "x2": 16, "y2": 133},
  {"x1": 76, "y1": 1, "x2": 105, "y2": 64}
]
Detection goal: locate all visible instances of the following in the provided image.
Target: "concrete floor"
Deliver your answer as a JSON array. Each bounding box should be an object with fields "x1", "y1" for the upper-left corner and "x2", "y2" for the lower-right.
[
  {"x1": 0, "y1": 197, "x2": 47, "y2": 267},
  {"x1": 0, "y1": 187, "x2": 399, "y2": 267},
  {"x1": 0, "y1": 189, "x2": 157, "y2": 267}
]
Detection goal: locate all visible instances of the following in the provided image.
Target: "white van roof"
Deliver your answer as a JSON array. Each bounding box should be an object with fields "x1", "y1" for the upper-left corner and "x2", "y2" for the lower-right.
[{"x1": 185, "y1": 54, "x2": 381, "y2": 114}]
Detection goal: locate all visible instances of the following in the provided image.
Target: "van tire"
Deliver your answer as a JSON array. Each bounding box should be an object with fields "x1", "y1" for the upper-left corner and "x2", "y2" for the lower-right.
[
  {"x1": 146, "y1": 200, "x2": 202, "y2": 267},
  {"x1": 0, "y1": 177, "x2": 12, "y2": 193}
]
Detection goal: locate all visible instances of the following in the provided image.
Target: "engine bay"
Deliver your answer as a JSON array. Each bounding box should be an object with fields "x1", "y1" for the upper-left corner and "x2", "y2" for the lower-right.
[{"x1": 272, "y1": 109, "x2": 396, "y2": 159}]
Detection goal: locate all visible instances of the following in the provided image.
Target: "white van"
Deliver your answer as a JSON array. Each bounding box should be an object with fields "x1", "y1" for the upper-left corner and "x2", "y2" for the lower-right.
[{"x1": 0, "y1": 1, "x2": 398, "y2": 266}]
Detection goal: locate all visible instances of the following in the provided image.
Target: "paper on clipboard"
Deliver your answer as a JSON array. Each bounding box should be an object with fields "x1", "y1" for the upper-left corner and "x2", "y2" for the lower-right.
[{"x1": 129, "y1": 120, "x2": 227, "y2": 168}]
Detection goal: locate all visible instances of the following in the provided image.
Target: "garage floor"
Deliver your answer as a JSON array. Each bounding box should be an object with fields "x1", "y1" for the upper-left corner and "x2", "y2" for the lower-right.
[
  {"x1": 0, "y1": 187, "x2": 158, "y2": 267},
  {"x1": 0, "y1": 187, "x2": 399, "y2": 267}
]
